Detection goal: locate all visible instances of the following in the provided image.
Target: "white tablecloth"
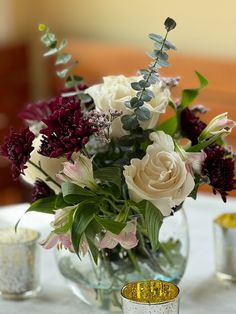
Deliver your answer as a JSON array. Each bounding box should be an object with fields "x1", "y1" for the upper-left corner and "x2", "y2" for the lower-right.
[{"x1": 0, "y1": 193, "x2": 236, "y2": 314}]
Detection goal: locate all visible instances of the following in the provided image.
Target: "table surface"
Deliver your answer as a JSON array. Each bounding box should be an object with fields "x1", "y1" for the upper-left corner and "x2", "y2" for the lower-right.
[{"x1": 0, "y1": 193, "x2": 236, "y2": 314}]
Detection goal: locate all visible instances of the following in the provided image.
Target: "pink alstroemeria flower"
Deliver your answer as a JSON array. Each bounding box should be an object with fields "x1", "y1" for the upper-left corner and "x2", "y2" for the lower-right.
[
  {"x1": 199, "y1": 112, "x2": 236, "y2": 141},
  {"x1": 56, "y1": 154, "x2": 97, "y2": 190},
  {"x1": 97, "y1": 219, "x2": 138, "y2": 250},
  {"x1": 41, "y1": 232, "x2": 72, "y2": 250}
]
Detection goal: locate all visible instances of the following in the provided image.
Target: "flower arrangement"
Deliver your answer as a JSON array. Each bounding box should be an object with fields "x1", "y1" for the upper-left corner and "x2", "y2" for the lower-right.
[{"x1": 1, "y1": 17, "x2": 236, "y2": 306}]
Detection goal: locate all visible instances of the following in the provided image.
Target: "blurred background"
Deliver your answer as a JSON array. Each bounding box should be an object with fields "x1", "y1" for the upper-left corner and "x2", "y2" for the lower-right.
[{"x1": 0, "y1": 0, "x2": 236, "y2": 205}]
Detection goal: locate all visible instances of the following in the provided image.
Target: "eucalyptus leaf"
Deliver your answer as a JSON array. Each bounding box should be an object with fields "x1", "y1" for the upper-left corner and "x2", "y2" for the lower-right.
[
  {"x1": 55, "y1": 53, "x2": 72, "y2": 65},
  {"x1": 56, "y1": 68, "x2": 70, "y2": 78},
  {"x1": 164, "y1": 17, "x2": 177, "y2": 32},
  {"x1": 121, "y1": 114, "x2": 139, "y2": 130},
  {"x1": 43, "y1": 48, "x2": 58, "y2": 57},
  {"x1": 58, "y1": 39, "x2": 68, "y2": 51},
  {"x1": 41, "y1": 32, "x2": 57, "y2": 48},
  {"x1": 135, "y1": 107, "x2": 151, "y2": 121},
  {"x1": 149, "y1": 33, "x2": 163, "y2": 43},
  {"x1": 131, "y1": 82, "x2": 142, "y2": 91}
]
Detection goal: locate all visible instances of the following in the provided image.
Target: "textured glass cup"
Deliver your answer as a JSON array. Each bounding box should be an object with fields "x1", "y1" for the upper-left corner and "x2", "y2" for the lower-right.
[
  {"x1": 121, "y1": 280, "x2": 179, "y2": 314},
  {"x1": 0, "y1": 228, "x2": 40, "y2": 299},
  {"x1": 214, "y1": 213, "x2": 236, "y2": 281}
]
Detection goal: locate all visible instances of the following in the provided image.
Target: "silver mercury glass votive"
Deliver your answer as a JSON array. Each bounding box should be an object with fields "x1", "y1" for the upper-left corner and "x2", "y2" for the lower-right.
[
  {"x1": 0, "y1": 227, "x2": 40, "y2": 299},
  {"x1": 121, "y1": 280, "x2": 179, "y2": 314},
  {"x1": 214, "y1": 213, "x2": 236, "y2": 281}
]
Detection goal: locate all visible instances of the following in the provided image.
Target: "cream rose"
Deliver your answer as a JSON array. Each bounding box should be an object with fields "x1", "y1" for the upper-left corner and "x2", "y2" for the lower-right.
[
  {"x1": 123, "y1": 131, "x2": 195, "y2": 216},
  {"x1": 86, "y1": 75, "x2": 170, "y2": 138}
]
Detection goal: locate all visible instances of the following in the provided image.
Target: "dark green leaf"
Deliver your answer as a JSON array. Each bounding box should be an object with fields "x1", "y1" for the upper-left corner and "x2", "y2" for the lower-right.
[
  {"x1": 26, "y1": 196, "x2": 57, "y2": 214},
  {"x1": 94, "y1": 167, "x2": 121, "y2": 192},
  {"x1": 61, "y1": 182, "x2": 95, "y2": 204},
  {"x1": 164, "y1": 17, "x2": 177, "y2": 32},
  {"x1": 95, "y1": 216, "x2": 125, "y2": 234},
  {"x1": 139, "y1": 80, "x2": 151, "y2": 88},
  {"x1": 55, "y1": 53, "x2": 72, "y2": 65},
  {"x1": 144, "y1": 201, "x2": 163, "y2": 251},
  {"x1": 71, "y1": 201, "x2": 98, "y2": 254},
  {"x1": 135, "y1": 107, "x2": 151, "y2": 121},
  {"x1": 86, "y1": 237, "x2": 99, "y2": 264},
  {"x1": 55, "y1": 193, "x2": 70, "y2": 208}
]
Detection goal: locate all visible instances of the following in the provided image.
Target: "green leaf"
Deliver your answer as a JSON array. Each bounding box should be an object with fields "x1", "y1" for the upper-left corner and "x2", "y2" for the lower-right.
[
  {"x1": 121, "y1": 114, "x2": 139, "y2": 130},
  {"x1": 180, "y1": 71, "x2": 208, "y2": 109},
  {"x1": 77, "y1": 93, "x2": 92, "y2": 103},
  {"x1": 156, "y1": 115, "x2": 178, "y2": 135},
  {"x1": 71, "y1": 201, "x2": 98, "y2": 254},
  {"x1": 94, "y1": 167, "x2": 121, "y2": 192},
  {"x1": 26, "y1": 196, "x2": 57, "y2": 214},
  {"x1": 55, "y1": 53, "x2": 72, "y2": 65},
  {"x1": 95, "y1": 216, "x2": 125, "y2": 234},
  {"x1": 186, "y1": 133, "x2": 221, "y2": 152},
  {"x1": 86, "y1": 236, "x2": 99, "y2": 264},
  {"x1": 55, "y1": 193, "x2": 69, "y2": 208},
  {"x1": 65, "y1": 75, "x2": 83, "y2": 88},
  {"x1": 58, "y1": 39, "x2": 68, "y2": 51},
  {"x1": 135, "y1": 107, "x2": 151, "y2": 121},
  {"x1": 61, "y1": 182, "x2": 96, "y2": 204},
  {"x1": 144, "y1": 201, "x2": 163, "y2": 251}
]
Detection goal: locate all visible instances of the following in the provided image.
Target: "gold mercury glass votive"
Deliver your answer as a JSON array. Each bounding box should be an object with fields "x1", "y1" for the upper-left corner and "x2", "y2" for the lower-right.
[
  {"x1": 214, "y1": 213, "x2": 236, "y2": 281},
  {"x1": 121, "y1": 280, "x2": 179, "y2": 314},
  {"x1": 0, "y1": 228, "x2": 40, "y2": 299}
]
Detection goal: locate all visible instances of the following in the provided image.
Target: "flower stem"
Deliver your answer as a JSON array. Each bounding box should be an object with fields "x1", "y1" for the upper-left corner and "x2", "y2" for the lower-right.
[{"x1": 28, "y1": 160, "x2": 61, "y2": 188}]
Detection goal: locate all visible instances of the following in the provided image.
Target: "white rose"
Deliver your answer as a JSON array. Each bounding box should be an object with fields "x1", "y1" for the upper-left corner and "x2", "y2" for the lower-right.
[
  {"x1": 22, "y1": 135, "x2": 64, "y2": 192},
  {"x1": 86, "y1": 75, "x2": 170, "y2": 138},
  {"x1": 123, "y1": 131, "x2": 195, "y2": 216}
]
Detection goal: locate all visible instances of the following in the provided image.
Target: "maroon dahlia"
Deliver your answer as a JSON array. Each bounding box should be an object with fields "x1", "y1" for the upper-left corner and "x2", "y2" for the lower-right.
[
  {"x1": 32, "y1": 179, "x2": 55, "y2": 202},
  {"x1": 0, "y1": 127, "x2": 35, "y2": 179},
  {"x1": 39, "y1": 96, "x2": 95, "y2": 159},
  {"x1": 202, "y1": 144, "x2": 236, "y2": 202},
  {"x1": 180, "y1": 108, "x2": 207, "y2": 145}
]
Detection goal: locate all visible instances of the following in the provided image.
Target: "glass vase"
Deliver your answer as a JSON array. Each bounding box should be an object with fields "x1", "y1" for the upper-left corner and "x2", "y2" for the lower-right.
[{"x1": 56, "y1": 207, "x2": 189, "y2": 312}]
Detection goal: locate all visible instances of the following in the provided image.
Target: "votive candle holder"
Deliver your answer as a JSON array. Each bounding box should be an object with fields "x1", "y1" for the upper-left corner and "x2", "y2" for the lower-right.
[
  {"x1": 214, "y1": 213, "x2": 236, "y2": 281},
  {"x1": 121, "y1": 279, "x2": 179, "y2": 314},
  {"x1": 0, "y1": 227, "x2": 40, "y2": 299}
]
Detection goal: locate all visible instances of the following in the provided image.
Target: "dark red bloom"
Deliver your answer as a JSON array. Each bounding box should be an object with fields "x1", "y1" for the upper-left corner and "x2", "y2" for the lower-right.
[
  {"x1": 0, "y1": 127, "x2": 35, "y2": 179},
  {"x1": 32, "y1": 179, "x2": 55, "y2": 202},
  {"x1": 18, "y1": 99, "x2": 57, "y2": 122},
  {"x1": 202, "y1": 144, "x2": 236, "y2": 202},
  {"x1": 180, "y1": 108, "x2": 207, "y2": 145},
  {"x1": 39, "y1": 96, "x2": 95, "y2": 159}
]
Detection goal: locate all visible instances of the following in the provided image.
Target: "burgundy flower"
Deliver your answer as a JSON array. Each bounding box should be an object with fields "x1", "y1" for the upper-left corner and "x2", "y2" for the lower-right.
[
  {"x1": 18, "y1": 99, "x2": 57, "y2": 122},
  {"x1": 0, "y1": 127, "x2": 35, "y2": 179},
  {"x1": 180, "y1": 108, "x2": 207, "y2": 145},
  {"x1": 39, "y1": 96, "x2": 95, "y2": 159},
  {"x1": 202, "y1": 144, "x2": 236, "y2": 202},
  {"x1": 32, "y1": 179, "x2": 55, "y2": 202}
]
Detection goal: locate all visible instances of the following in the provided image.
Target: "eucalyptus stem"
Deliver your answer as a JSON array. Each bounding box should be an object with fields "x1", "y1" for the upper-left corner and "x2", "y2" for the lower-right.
[
  {"x1": 137, "y1": 30, "x2": 169, "y2": 102},
  {"x1": 28, "y1": 160, "x2": 61, "y2": 188}
]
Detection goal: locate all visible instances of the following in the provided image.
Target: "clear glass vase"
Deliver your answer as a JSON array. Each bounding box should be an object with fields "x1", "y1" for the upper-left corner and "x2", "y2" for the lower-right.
[{"x1": 56, "y1": 207, "x2": 189, "y2": 313}]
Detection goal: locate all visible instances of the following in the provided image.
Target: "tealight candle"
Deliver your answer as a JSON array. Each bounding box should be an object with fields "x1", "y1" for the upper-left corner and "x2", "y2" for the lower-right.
[
  {"x1": 0, "y1": 228, "x2": 40, "y2": 299},
  {"x1": 214, "y1": 213, "x2": 236, "y2": 281},
  {"x1": 121, "y1": 280, "x2": 179, "y2": 314}
]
